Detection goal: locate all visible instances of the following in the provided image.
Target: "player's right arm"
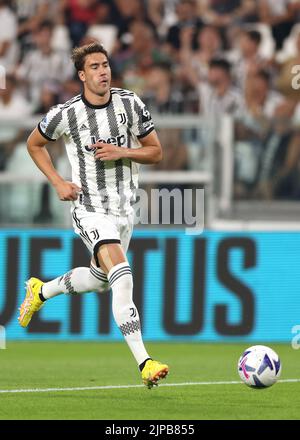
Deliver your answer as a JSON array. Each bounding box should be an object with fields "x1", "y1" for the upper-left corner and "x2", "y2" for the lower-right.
[{"x1": 27, "y1": 127, "x2": 81, "y2": 201}]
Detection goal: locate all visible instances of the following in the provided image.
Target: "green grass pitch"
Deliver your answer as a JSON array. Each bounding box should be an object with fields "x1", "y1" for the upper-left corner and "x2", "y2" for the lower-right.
[{"x1": 0, "y1": 342, "x2": 299, "y2": 420}]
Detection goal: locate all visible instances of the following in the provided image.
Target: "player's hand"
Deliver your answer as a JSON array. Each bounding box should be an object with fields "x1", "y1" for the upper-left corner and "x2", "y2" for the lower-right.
[
  {"x1": 54, "y1": 180, "x2": 82, "y2": 201},
  {"x1": 93, "y1": 142, "x2": 126, "y2": 161}
]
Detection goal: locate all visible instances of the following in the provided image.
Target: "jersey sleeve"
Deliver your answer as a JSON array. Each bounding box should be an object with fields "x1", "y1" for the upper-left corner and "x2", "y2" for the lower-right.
[
  {"x1": 37, "y1": 105, "x2": 66, "y2": 141},
  {"x1": 131, "y1": 94, "x2": 155, "y2": 139}
]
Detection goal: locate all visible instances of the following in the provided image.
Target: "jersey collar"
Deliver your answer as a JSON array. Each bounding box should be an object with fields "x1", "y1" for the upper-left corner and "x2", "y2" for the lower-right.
[{"x1": 81, "y1": 91, "x2": 112, "y2": 109}]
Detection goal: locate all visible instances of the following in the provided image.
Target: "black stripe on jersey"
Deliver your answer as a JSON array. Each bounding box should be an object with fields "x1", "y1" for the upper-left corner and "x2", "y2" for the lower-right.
[
  {"x1": 67, "y1": 108, "x2": 95, "y2": 212},
  {"x1": 111, "y1": 91, "x2": 134, "y2": 97},
  {"x1": 61, "y1": 95, "x2": 81, "y2": 110},
  {"x1": 106, "y1": 100, "x2": 126, "y2": 214},
  {"x1": 137, "y1": 126, "x2": 155, "y2": 139},
  {"x1": 133, "y1": 99, "x2": 145, "y2": 136},
  {"x1": 85, "y1": 106, "x2": 110, "y2": 214},
  {"x1": 45, "y1": 110, "x2": 63, "y2": 140},
  {"x1": 122, "y1": 98, "x2": 133, "y2": 127},
  {"x1": 39, "y1": 96, "x2": 82, "y2": 141},
  {"x1": 37, "y1": 122, "x2": 56, "y2": 141},
  {"x1": 111, "y1": 88, "x2": 134, "y2": 97},
  {"x1": 122, "y1": 97, "x2": 136, "y2": 203}
]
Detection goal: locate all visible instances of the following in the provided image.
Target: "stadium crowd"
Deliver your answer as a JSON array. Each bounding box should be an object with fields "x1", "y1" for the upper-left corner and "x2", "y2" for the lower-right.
[{"x1": 1, "y1": 0, "x2": 300, "y2": 213}]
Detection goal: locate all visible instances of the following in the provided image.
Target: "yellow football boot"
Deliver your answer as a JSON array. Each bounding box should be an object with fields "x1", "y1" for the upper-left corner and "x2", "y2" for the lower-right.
[
  {"x1": 18, "y1": 277, "x2": 44, "y2": 328},
  {"x1": 141, "y1": 359, "x2": 169, "y2": 389}
]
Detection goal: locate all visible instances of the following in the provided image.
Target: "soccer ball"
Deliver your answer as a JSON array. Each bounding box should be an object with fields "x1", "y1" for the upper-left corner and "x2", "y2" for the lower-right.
[{"x1": 238, "y1": 345, "x2": 281, "y2": 388}]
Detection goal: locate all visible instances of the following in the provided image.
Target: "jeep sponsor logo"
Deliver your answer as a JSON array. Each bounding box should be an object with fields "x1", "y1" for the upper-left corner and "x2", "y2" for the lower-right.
[{"x1": 85, "y1": 135, "x2": 126, "y2": 152}]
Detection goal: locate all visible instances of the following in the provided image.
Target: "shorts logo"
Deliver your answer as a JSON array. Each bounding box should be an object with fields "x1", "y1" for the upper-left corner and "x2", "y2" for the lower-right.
[{"x1": 90, "y1": 229, "x2": 100, "y2": 241}]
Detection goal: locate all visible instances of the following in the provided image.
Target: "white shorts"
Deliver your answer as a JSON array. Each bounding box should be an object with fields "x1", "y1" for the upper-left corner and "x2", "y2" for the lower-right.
[{"x1": 71, "y1": 207, "x2": 134, "y2": 264}]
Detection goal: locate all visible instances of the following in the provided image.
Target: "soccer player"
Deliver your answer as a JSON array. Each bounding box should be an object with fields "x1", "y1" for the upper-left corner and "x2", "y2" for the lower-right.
[{"x1": 18, "y1": 43, "x2": 169, "y2": 389}]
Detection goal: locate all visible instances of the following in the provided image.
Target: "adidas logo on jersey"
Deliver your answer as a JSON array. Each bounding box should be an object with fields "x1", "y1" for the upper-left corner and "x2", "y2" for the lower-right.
[{"x1": 79, "y1": 123, "x2": 89, "y2": 131}]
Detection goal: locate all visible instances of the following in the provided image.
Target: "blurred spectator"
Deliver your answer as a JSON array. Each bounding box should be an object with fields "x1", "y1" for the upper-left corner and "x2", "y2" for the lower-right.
[
  {"x1": 199, "y1": 0, "x2": 258, "y2": 26},
  {"x1": 63, "y1": 0, "x2": 104, "y2": 47},
  {"x1": 258, "y1": 0, "x2": 295, "y2": 50},
  {"x1": 153, "y1": 126, "x2": 188, "y2": 173},
  {"x1": 253, "y1": 100, "x2": 300, "y2": 199},
  {"x1": 0, "y1": 74, "x2": 32, "y2": 170},
  {"x1": 244, "y1": 70, "x2": 285, "y2": 124},
  {"x1": 230, "y1": 29, "x2": 271, "y2": 90},
  {"x1": 141, "y1": 68, "x2": 188, "y2": 203},
  {"x1": 164, "y1": 0, "x2": 204, "y2": 57},
  {"x1": 179, "y1": 24, "x2": 223, "y2": 86},
  {"x1": 0, "y1": 0, "x2": 19, "y2": 72},
  {"x1": 13, "y1": 0, "x2": 49, "y2": 58},
  {"x1": 84, "y1": 1, "x2": 118, "y2": 55},
  {"x1": 234, "y1": 70, "x2": 286, "y2": 198},
  {"x1": 112, "y1": 0, "x2": 150, "y2": 49},
  {"x1": 142, "y1": 63, "x2": 186, "y2": 113},
  {"x1": 199, "y1": 0, "x2": 259, "y2": 49},
  {"x1": 58, "y1": 77, "x2": 82, "y2": 103},
  {"x1": 147, "y1": 0, "x2": 178, "y2": 38},
  {"x1": 16, "y1": 20, "x2": 74, "y2": 107},
  {"x1": 0, "y1": 73, "x2": 32, "y2": 119},
  {"x1": 270, "y1": 100, "x2": 300, "y2": 198},
  {"x1": 198, "y1": 58, "x2": 245, "y2": 117},
  {"x1": 50, "y1": 1, "x2": 73, "y2": 53},
  {"x1": 34, "y1": 80, "x2": 60, "y2": 114},
  {"x1": 112, "y1": 20, "x2": 170, "y2": 95}
]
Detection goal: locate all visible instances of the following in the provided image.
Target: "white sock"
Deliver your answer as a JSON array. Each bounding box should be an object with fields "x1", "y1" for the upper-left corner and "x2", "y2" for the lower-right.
[
  {"x1": 107, "y1": 262, "x2": 150, "y2": 366},
  {"x1": 42, "y1": 265, "x2": 109, "y2": 299}
]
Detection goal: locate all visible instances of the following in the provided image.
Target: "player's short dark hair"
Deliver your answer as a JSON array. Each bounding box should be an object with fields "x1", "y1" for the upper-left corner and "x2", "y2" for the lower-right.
[
  {"x1": 209, "y1": 58, "x2": 232, "y2": 75},
  {"x1": 71, "y1": 43, "x2": 109, "y2": 72}
]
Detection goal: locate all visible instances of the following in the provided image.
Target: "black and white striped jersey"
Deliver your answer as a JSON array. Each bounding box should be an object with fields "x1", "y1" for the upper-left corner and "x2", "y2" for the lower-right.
[{"x1": 38, "y1": 88, "x2": 155, "y2": 215}]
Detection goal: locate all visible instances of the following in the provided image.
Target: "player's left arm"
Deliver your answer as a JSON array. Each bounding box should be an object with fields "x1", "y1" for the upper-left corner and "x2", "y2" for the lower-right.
[{"x1": 93, "y1": 130, "x2": 163, "y2": 165}]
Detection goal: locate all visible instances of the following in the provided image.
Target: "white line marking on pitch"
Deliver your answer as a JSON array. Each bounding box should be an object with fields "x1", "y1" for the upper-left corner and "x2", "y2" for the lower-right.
[{"x1": 0, "y1": 379, "x2": 299, "y2": 394}]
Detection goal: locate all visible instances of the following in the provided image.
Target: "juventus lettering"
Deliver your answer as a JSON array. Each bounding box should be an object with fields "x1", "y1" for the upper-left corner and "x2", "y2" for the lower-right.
[{"x1": 38, "y1": 88, "x2": 155, "y2": 216}]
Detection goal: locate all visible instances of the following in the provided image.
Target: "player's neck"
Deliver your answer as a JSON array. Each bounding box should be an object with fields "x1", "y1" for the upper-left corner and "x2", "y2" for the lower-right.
[{"x1": 82, "y1": 88, "x2": 111, "y2": 108}]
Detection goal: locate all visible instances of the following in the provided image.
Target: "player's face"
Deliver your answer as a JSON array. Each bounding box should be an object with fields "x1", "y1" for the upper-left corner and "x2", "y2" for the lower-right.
[{"x1": 80, "y1": 53, "x2": 111, "y2": 97}]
